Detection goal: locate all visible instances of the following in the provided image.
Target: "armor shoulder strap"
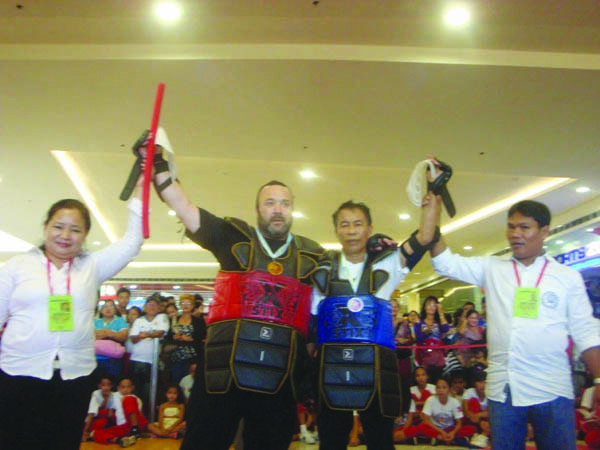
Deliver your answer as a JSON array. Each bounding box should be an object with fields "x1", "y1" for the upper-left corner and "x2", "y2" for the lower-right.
[
  {"x1": 312, "y1": 250, "x2": 337, "y2": 295},
  {"x1": 231, "y1": 242, "x2": 252, "y2": 270},
  {"x1": 224, "y1": 217, "x2": 253, "y2": 240},
  {"x1": 294, "y1": 235, "x2": 325, "y2": 256}
]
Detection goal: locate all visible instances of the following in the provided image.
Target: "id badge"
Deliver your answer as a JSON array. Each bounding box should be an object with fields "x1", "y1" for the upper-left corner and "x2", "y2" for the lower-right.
[
  {"x1": 513, "y1": 288, "x2": 539, "y2": 319},
  {"x1": 49, "y1": 295, "x2": 74, "y2": 331}
]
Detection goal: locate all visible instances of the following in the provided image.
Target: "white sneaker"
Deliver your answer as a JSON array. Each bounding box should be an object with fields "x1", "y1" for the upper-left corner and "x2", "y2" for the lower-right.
[{"x1": 300, "y1": 432, "x2": 316, "y2": 445}]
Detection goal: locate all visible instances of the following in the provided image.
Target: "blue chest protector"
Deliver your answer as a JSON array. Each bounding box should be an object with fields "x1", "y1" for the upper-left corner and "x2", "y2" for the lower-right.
[
  {"x1": 312, "y1": 250, "x2": 402, "y2": 418},
  {"x1": 317, "y1": 294, "x2": 395, "y2": 349}
]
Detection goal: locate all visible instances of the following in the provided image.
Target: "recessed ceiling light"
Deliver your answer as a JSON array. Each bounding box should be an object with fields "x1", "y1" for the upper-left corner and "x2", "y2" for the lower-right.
[
  {"x1": 92, "y1": 241, "x2": 101, "y2": 246},
  {"x1": 398, "y1": 213, "x2": 411, "y2": 220},
  {"x1": 168, "y1": 210, "x2": 176, "y2": 216},
  {"x1": 173, "y1": 285, "x2": 181, "y2": 289},
  {"x1": 576, "y1": 186, "x2": 590, "y2": 193},
  {"x1": 300, "y1": 170, "x2": 317, "y2": 179},
  {"x1": 155, "y1": 2, "x2": 181, "y2": 22},
  {"x1": 445, "y1": 6, "x2": 470, "y2": 26},
  {"x1": 586, "y1": 228, "x2": 594, "y2": 232},
  {"x1": 463, "y1": 245, "x2": 473, "y2": 250},
  {"x1": 292, "y1": 211, "x2": 304, "y2": 218},
  {"x1": 129, "y1": 284, "x2": 138, "y2": 289},
  {"x1": 556, "y1": 240, "x2": 564, "y2": 244},
  {"x1": 414, "y1": 272, "x2": 421, "y2": 275}
]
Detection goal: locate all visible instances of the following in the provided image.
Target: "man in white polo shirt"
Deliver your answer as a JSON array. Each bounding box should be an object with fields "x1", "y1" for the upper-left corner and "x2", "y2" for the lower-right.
[
  {"x1": 429, "y1": 199, "x2": 600, "y2": 450},
  {"x1": 129, "y1": 296, "x2": 169, "y2": 415}
]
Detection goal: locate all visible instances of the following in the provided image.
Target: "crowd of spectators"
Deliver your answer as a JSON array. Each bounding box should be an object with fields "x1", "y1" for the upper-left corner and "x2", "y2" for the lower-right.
[{"x1": 5, "y1": 285, "x2": 595, "y2": 448}]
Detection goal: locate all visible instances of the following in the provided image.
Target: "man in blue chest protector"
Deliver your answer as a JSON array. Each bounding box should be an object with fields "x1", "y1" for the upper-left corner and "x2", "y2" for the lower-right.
[{"x1": 310, "y1": 190, "x2": 441, "y2": 450}]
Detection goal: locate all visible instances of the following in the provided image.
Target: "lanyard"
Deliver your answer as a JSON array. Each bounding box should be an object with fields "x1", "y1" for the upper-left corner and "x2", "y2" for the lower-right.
[
  {"x1": 255, "y1": 229, "x2": 293, "y2": 259},
  {"x1": 512, "y1": 259, "x2": 548, "y2": 288},
  {"x1": 46, "y1": 258, "x2": 73, "y2": 296}
]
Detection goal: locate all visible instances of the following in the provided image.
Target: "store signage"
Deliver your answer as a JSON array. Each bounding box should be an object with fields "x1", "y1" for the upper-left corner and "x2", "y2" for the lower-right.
[{"x1": 555, "y1": 241, "x2": 600, "y2": 265}]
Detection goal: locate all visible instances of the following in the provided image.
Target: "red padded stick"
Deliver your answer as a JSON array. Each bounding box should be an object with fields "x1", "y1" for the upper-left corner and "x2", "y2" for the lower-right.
[{"x1": 142, "y1": 83, "x2": 166, "y2": 239}]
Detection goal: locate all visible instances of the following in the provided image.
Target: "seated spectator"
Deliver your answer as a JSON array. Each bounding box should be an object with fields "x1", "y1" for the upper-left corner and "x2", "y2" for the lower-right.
[
  {"x1": 394, "y1": 397, "x2": 419, "y2": 443},
  {"x1": 170, "y1": 294, "x2": 198, "y2": 383},
  {"x1": 147, "y1": 384, "x2": 186, "y2": 439},
  {"x1": 578, "y1": 384, "x2": 600, "y2": 448},
  {"x1": 179, "y1": 362, "x2": 196, "y2": 402},
  {"x1": 129, "y1": 297, "x2": 169, "y2": 413},
  {"x1": 463, "y1": 371, "x2": 490, "y2": 441},
  {"x1": 410, "y1": 367, "x2": 436, "y2": 414},
  {"x1": 450, "y1": 371, "x2": 467, "y2": 403},
  {"x1": 296, "y1": 402, "x2": 317, "y2": 444},
  {"x1": 94, "y1": 299, "x2": 128, "y2": 376},
  {"x1": 417, "y1": 377, "x2": 476, "y2": 445},
  {"x1": 82, "y1": 375, "x2": 115, "y2": 442},
  {"x1": 90, "y1": 376, "x2": 148, "y2": 447},
  {"x1": 414, "y1": 296, "x2": 449, "y2": 382}
]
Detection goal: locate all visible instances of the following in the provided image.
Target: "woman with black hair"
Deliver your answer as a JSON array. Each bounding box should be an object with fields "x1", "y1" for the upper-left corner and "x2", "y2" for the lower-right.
[
  {"x1": 414, "y1": 295, "x2": 449, "y2": 382},
  {"x1": 0, "y1": 181, "x2": 144, "y2": 450}
]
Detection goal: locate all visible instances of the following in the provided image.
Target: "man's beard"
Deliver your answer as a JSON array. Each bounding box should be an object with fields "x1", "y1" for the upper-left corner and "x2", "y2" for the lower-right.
[{"x1": 257, "y1": 214, "x2": 292, "y2": 240}]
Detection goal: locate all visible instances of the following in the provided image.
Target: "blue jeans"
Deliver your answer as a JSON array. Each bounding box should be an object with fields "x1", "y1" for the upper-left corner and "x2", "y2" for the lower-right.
[{"x1": 488, "y1": 385, "x2": 576, "y2": 450}]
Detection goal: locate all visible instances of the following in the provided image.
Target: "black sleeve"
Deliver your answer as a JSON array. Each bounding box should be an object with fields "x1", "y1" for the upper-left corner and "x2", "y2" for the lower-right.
[{"x1": 185, "y1": 208, "x2": 248, "y2": 271}]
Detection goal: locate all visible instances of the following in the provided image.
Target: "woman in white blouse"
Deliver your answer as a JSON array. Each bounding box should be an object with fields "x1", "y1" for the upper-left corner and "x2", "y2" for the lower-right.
[{"x1": 0, "y1": 185, "x2": 144, "y2": 450}]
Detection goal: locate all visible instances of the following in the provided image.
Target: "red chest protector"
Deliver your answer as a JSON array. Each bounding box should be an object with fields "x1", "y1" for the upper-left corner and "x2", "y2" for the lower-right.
[{"x1": 208, "y1": 270, "x2": 312, "y2": 337}]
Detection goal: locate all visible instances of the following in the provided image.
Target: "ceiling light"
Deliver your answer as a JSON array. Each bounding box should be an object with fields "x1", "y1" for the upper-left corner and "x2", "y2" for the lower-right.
[
  {"x1": 52, "y1": 151, "x2": 118, "y2": 242},
  {"x1": 398, "y1": 213, "x2": 411, "y2": 220},
  {"x1": 300, "y1": 170, "x2": 317, "y2": 179},
  {"x1": 576, "y1": 186, "x2": 590, "y2": 193},
  {"x1": 155, "y1": 2, "x2": 181, "y2": 22},
  {"x1": 556, "y1": 240, "x2": 564, "y2": 245},
  {"x1": 586, "y1": 228, "x2": 594, "y2": 232},
  {"x1": 441, "y1": 177, "x2": 571, "y2": 234},
  {"x1": 292, "y1": 211, "x2": 304, "y2": 218},
  {"x1": 129, "y1": 285, "x2": 138, "y2": 289},
  {"x1": 414, "y1": 272, "x2": 421, "y2": 275},
  {"x1": 168, "y1": 210, "x2": 176, "y2": 216},
  {"x1": 445, "y1": 6, "x2": 470, "y2": 26},
  {"x1": 463, "y1": 245, "x2": 473, "y2": 250},
  {"x1": 173, "y1": 285, "x2": 181, "y2": 289},
  {"x1": 92, "y1": 241, "x2": 101, "y2": 246}
]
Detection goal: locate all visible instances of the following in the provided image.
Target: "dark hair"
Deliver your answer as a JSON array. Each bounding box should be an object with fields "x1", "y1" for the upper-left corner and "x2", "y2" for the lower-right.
[
  {"x1": 98, "y1": 373, "x2": 114, "y2": 385},
  {"x1": 166, "y1": 303, "x2": 178, "y2": 314},
  {"x1": 473, "y1": 371, "x2": 487, "y2": 383},
  {"x1": 420, "y1": 295, "x2": 441, "y2": 322},
  {"x1": 508, "y1": 200, "x2": 551, "y2": 228},
  {"x1": 194, "y1": 294, "x2": 204, "y2": 302},
  {"x1": 44, "y1": 199, "x2": 91, "y2": 232},
  {"x1": 255, "y1": 180, "x2": 292, "y2": 210},
  {"x1": 465, "y1": 309, "x2": 479, "y2": 320},
  {"x1": 164, "y1": 383, "x2": 185, "y2": 404},
  {"x1": 453, "y1": 307, "x2": 464, "y2": 326},
  {"x1": 99, "y1": 299, "x2": 121, "y2": 318},
  {"x1": 450, "y1": 370, "x2": 466, "y2": 383},
  {"x1": 118, "y1": 375, "x2": 134, "y2": 386},
  {"x1": 117, "y1": 287, "x2": 131, "y2": 297},
  {"x1": 127, "y1": 306, "x2": 142, "y2": 316},
  {"x1": 332, "y1": 200, "x2": 372, "y2": 226},
  {"x1": 463, "y1": 301, "x2": 475, "y2": 309},
  {"x1": 436, "y1": 377, "x2": 451, "y2": 388},
  {"x1": 413, "y1": 366, "x2": 428, "y2": 383}
]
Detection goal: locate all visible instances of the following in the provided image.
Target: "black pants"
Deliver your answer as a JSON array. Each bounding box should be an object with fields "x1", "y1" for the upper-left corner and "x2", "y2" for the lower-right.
[
  {"x1": 0, "y1": 368, "x2": 95, "y2": 450},
  {"x1": 317, "y1": 394, "x2": 395, "y2": 450},
  {"x1": 180, "y1": 361, "x2": 297, "y2": 450}
]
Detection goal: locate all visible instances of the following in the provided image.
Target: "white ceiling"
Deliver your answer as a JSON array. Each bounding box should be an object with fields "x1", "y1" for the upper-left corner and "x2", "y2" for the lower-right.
[{"x1": 1, "y1": 0, "x2": 599, "y2": 291}]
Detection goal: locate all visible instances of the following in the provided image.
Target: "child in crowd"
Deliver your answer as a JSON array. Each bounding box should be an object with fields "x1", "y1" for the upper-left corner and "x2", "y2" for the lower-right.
[
  {"x1": 82, "y1": 375, "x2": 115, "y2": 442},
  {"x1": 410, "y1": 367, "x2": 436, "y2": 413},
  {"x1": 463, "y1": 371, "x2": 489, "y2": 447},
  {"x1": 147, "y1": 384, "x2": 186, "y2": 439},
  {"x1": 578, "y1": 383, "x2": 600, "y2": 448},
  {"x1": 90, "y1": 375, "x2": 148, "y2": 447},
  {"x1": 418, "y1": 377, "x2": 476, "y2": 445},
  {"x1": 450, "y1": 371, "x2": 467, "y2": 403},
  {"x1": 296, "y1": 402, "x2": 318, "y2": 445},
  {"x1": 179, "y1": 362, "x2": 196, "y2": 402}
]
